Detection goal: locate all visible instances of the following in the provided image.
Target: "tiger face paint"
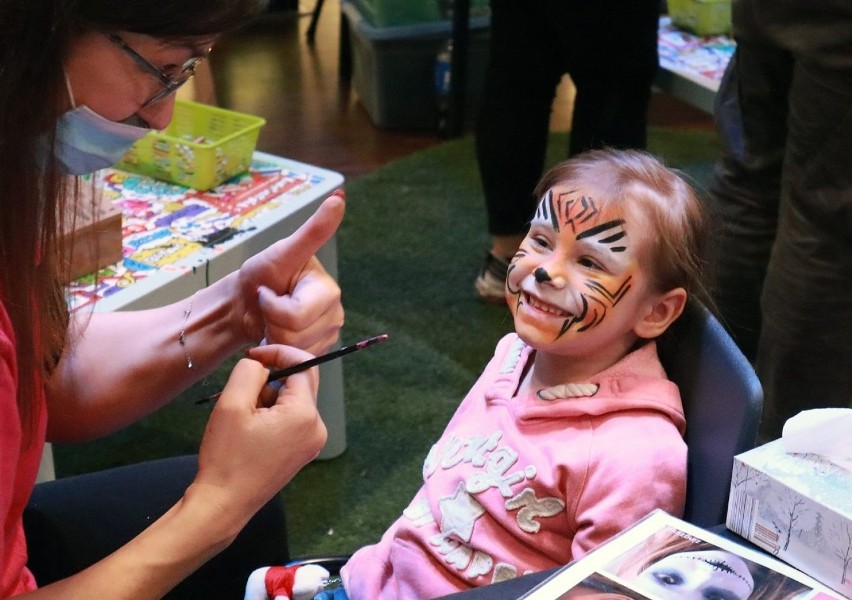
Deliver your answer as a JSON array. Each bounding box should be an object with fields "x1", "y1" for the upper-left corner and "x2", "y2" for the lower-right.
[{"x1": 507, "y1": 184, "x2": 658, "y2": 362}]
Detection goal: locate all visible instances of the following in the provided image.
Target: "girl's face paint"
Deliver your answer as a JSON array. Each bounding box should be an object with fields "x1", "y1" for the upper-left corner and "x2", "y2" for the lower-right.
[{"x1": 507, "y1": 184, "x2": 658, "y2": 360}]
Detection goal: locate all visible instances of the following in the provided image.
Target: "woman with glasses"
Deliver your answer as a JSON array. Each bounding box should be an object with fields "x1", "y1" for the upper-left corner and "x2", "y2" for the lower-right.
[{"x1": 0, "y1": 0, "x2": 345, "y2": 597}]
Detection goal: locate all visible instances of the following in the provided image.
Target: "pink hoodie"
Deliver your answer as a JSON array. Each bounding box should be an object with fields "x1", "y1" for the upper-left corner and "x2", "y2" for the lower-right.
[{"x1": 342, "y1": 333, "x2": 687, "y2": 600}]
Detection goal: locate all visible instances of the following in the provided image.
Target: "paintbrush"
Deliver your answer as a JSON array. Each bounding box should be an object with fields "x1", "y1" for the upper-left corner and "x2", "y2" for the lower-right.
[{"x1": 197, "y1": 334, "x2": 389, "y2": 404}]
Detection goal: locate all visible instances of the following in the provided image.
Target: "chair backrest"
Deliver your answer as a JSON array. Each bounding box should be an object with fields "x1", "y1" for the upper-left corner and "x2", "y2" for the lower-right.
[{"x1": 657, "y1": 301, "x2": 764, "y2": 528}]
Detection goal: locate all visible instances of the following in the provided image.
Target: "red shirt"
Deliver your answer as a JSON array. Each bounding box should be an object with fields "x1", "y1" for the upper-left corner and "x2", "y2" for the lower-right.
[{"x1": 0, "y1": 302, "x2": 44, "y2": 595}]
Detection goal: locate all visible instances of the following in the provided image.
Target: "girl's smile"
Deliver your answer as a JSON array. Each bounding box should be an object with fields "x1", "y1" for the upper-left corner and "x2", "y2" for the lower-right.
[{"x1": 521, "y1": 291, "x2": 572, "y2": 318}]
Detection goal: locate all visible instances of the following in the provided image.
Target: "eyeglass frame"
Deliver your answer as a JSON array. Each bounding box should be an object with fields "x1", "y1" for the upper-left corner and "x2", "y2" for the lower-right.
[{"x1": 105, "y1": 32, "x2": 211, "y2": 107}]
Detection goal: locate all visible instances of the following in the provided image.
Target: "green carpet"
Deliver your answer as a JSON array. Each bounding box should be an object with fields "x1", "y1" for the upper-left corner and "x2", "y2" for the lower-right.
[{"x1": 53, "y1": 128, "x2": 719, "y2": 559}]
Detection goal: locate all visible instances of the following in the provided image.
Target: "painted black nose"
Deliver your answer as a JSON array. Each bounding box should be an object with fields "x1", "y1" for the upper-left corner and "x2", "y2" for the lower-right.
[{"x1": 534, "y1": 267, "x2": 551, "y2": 283}]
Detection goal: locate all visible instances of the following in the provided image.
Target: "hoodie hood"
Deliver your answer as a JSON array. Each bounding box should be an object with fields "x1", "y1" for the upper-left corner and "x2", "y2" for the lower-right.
[{"x1": 484, "y1": 336, "x2": 686, "y2": 435}]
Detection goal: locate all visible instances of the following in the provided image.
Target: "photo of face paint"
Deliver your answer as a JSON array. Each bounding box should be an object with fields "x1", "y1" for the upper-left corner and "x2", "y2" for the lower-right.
[
  {"x1": 629, "y1": 548, "x2": 755, "y2": 600},
  {"x1": 519, "y1": 512, "x2": 834, "y2": 600},
  {"x1": 604, "y1": 527, "x2": 812, "y2": 600}
]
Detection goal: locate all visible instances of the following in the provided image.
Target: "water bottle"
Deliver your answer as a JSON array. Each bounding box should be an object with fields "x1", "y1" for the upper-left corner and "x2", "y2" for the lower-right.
[{"x1": 434, "y1": 39, "x2": 453, "y2": 135}]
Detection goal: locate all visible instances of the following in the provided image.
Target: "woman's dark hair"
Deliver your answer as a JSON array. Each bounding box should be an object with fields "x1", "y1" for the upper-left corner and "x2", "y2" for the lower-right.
[
  {"x1": 74, "y1": 0, "x2": 269, "y2": 39},
  {"x1": 0, "y1": 0, "x2": 266, "y2": 437}
]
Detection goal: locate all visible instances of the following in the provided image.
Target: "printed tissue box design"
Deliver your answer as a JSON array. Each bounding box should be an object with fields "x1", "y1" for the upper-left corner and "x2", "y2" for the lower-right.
[{"x1": 727, "y1": 439, "x2": 852, "y2": 599}]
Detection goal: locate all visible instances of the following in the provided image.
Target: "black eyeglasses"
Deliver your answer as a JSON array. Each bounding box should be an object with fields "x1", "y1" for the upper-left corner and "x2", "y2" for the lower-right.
[{"x1": 106, "y1": 33, "x2": 211, "y2": 107}]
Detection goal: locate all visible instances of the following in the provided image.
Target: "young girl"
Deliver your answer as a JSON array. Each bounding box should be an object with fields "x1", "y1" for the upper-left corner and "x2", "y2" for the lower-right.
[{"x1": 249, "y1": 149, "x2": 712, "y2": 600}]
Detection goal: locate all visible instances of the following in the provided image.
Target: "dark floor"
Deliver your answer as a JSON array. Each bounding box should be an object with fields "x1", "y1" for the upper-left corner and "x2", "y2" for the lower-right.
[
  {"x1": 210, "y1": 1, "x2": 443, "y2": 181},
  {"x1": 209, "y1": 0, "x2": 714, "y2": 183}
]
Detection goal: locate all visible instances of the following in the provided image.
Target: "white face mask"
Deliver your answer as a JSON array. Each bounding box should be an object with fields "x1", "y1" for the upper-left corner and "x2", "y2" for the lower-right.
[
  {"x1": 39, "y1": 71, "x2": 150, "y2": 175},
  {"x1": 52, "y1": 106, "x2": 150, "y2": 174}
]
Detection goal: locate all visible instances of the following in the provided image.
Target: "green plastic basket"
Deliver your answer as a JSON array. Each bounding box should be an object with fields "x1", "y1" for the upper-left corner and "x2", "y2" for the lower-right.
[
  {"x1": 668, "y1": 0, "x2": 731, "y2": 35},
  {"x1": 116, "y1": 100, "x2": 266, "y2": 190}
]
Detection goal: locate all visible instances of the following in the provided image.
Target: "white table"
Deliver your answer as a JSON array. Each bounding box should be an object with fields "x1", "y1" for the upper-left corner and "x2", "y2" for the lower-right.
[
  {"x1": 41, "y1": 152, "x2": 347, "y2": 482},
  {"x1": 656, "y1": 16, "x2": 735, "y2": 114}
]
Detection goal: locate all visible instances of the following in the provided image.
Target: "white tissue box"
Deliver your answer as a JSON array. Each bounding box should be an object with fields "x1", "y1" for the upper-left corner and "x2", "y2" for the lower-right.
[{"x1": 726, "y1": 439, "x2": 852, "y2": 598}]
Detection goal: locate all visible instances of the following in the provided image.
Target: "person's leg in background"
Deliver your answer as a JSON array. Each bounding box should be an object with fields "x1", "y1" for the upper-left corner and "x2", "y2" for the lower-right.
[
  {"x1": 474, "y1": 0, "x2": 565, "y2": 303},
  {"x1": 752, "y1": 0, "x2": 852, "y2": 439},
  {"x1": 566, "y1": 0, "x2": 660, "y2": 156},
  {"x1": 709, "y1": 0, "x2": 852, "y2": 439},
  {"x1": 706, "y1": 0, "x2": 790, "y2": 362},
  {"x1": 474, "y1": 0, "x2": 661, "y2": 304}
]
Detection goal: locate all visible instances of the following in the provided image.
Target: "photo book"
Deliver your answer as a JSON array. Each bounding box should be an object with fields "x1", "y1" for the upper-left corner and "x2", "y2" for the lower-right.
[{"x1": 520, "y1": 510, "x2": 843, "y2": 600}]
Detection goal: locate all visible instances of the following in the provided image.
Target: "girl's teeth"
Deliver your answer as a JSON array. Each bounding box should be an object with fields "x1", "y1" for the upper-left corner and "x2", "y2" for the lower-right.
[{"x1": 527, "y1": 294, "x2": 568, "y2": 317}]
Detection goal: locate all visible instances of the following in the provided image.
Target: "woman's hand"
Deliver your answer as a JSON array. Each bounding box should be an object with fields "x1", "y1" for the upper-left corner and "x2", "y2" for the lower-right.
[
  {"x1": 32, "y1": 346, "x2": 327, "y2": 600},
  {"x1": 193, "y1": 344, "x2": 328, "y2": 516},
  {"x1": 236, "y1": 192, "x2": 345, "y2": 355}
]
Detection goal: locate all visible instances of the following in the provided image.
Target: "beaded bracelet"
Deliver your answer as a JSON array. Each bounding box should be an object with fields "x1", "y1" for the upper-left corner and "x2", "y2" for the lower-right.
[{"x1": 179, "y1": 292, "x2": 196, "y2": 369}]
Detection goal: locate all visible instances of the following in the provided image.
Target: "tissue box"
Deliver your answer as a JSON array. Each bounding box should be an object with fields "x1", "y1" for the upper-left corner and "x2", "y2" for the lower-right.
[{"x1": 727, "y1": 439, "x2": 852, "y2": 598}]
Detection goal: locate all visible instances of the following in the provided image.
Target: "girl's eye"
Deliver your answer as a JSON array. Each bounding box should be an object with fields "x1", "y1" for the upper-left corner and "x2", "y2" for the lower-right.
[
  {"x1": 578, "y1": 257, "x2": 602, "y2": 271},
  {"x1": 532, "y1": 236, "x2": 550, "y2": 249},
  {"x1": 703, "y1": 590, "x2": 740, "y2": 600}
]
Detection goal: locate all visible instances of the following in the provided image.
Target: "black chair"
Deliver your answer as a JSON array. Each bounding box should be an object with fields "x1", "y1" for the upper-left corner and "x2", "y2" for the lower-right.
[
  {"x1": 23, "y1": 455, "x2": 289, "y2": 599},
  {"x1": 657, "y1": 300, "x2": 764, "y2": 528}
]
